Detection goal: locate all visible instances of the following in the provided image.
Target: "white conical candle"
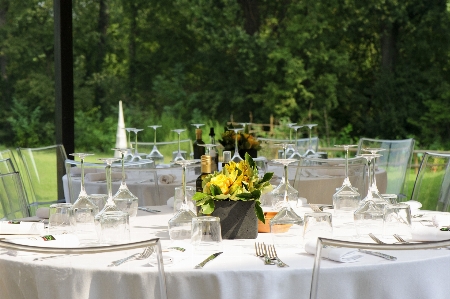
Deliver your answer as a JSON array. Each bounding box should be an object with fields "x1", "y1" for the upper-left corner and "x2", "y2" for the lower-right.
[{"x1": 114, "y1": 101, "x2": 127, "y2": 157}]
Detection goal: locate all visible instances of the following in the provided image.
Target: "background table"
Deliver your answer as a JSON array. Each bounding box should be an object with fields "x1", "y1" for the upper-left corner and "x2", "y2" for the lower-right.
[{"x1": 1, "y1": 206, "x2": 449, "y2": 299}]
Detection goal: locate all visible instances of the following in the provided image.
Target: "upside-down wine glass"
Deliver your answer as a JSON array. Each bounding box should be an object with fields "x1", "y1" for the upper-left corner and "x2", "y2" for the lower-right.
[
  {"x1": 111, "y1": 148, "x2": 138, "y2": 219},
  {"x1": 69, "y1": 153, "x2": 99, "y2": 240},
  {"x1": 332, "y1": 145, "x2": 361, "y2": 218},
  {"x1": 362, "y1": 147, "x2": 386, "y2": 193},
  {"x1": 125, "y1": 128, "x2": 135, "y2": 161},
  {"x1": 239, "y1": 122, "x2": 252, "y2": 132},
  {"x1": 94, "y1": 157, "x2": 120, "y2": 237},
  {"x1": 228, "y1": 127, "x2": 244, "y2": 162},
  {"x1": 271, "y1": 158, "x2": 299, "y2": 210},
  {"x1": 285, "y1": 123, "x2": 297, "y2": 157},
  {"x1": 130, "y1": 128, "x2": 144, "y2": 162},
  {"x1": 289, "y1": 125, "x2": 304, "y2": 160},
  {"x1": 146, "y1": 125, "x2": 164, "y2": 163},
  {"x1": 168, "y1": 159, "x2": 200, "y2": 242},
  {"x1": 303, "y1": 124, "x2": 318, "y2": 157},
  {"x1": 198, "y1": 144, "x2": 217, "y2": 156},
  {"x1": 171, "y1": 129, "x2": 186, "y2": 162},
  {"x1": 270, "y1": 158, "x2": 304, "y2": 247}
]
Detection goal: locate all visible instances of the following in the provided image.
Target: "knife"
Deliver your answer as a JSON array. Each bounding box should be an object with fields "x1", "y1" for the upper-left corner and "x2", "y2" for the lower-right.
[
  {"x1": 194, "y1": 252, "x2": 223, "y2": 269},
  {"x1": 138, "y1": 207, "x2": 161, "y2": 213},
  {"x1": 358, "y1": 249, "x2": 397, "y2": 261}
]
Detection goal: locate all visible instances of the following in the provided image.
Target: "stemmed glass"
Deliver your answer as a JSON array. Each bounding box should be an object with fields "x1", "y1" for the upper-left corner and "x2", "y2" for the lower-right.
[
  {"x1": 362, "y1": 147, "x2": 386, "y2": 193},
  {"x1": 270, "y1": 158, "x2": 299, "y2": 209},
  {"x1": 171, "y1": 129, "x2": 186, "y2": 162},
  {"x1": 130, "y1": 128, "x2": 144, "y2": 161},
  {"x1": 111, "y1": 148, "x2": 138, "y2": 219},
  {"x1": 69, "y1": 153, "x2": 99, "y2": 240},
  {"x1": 332, "y1": 145, "x2": 361, "y2": 218},
  {"x1": 270, "y1": 159, "x2": 304, "y2": 247},
  {"x1": 229, "y1": 127, "x2": 244, "y2": 162},
  {"x1": 239, "y1": 122, "x2": 251, "y2": 132},
  {"x1": 168, "y1": 159, "x2": 200, "y2": 241},
  {"x1": 304, "y1": 124, "x2": 318, "y2": 157},
  {"x1": 289, "y1": 125, "x2": 304, "y2": 160},
  {"x1": 146, "y1": 125, "x2": 164, "y2": 163},
  {"x1": 125, "y1": 128, "x2": 135, "y2": 161},
  {"x1": 94, "y1": 157, "x2": 120, "y2": 237},
  {"x1": 286, "y1": 123, "x2": 297, "y2": 157}
]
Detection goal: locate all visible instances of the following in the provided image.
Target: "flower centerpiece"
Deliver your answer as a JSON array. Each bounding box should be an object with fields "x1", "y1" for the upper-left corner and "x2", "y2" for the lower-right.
[
  {"x1": 193, "y1": 153, "x2": 273, "y2": 228},
  {"x1": 219, "y1": 128, "x2": 262, "y2": 155}
]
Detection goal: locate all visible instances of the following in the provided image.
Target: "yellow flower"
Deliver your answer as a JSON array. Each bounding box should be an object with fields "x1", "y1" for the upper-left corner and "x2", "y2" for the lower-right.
[{"x1": 208, "y1": 173, "x2": 233, "y2": 195}]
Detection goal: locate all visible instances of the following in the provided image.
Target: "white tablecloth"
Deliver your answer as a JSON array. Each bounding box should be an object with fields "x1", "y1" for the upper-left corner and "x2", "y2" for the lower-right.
[{"x1": 1, "y1": 206, "x2": 449, "y2": 299}]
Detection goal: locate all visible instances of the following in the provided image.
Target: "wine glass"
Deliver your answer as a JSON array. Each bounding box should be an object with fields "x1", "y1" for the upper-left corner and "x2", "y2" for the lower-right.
[
  {"x1": 111, "y1": 148, "x2": 139, "y2": 219},
  {"x1": 239, "y1": 122, "x2": 252, "y2": 132},
  {"x1": 171, "y1": 129, "x2": 186, "y2": 162},
  {"x1": 94, "y1": 157, "x2": 121, "y2": 238},
  {"x1": 69, "y1": 153, "x2": 99, "y2": 240},
  {"x1": 288, "y1": 125, "x2": 304, "y2": 160},
  {"x1": 303, "y1": 124, "x2": 318, "y2": 157},
  {"x1": 130, "y1": 128, "x2": 144, "y2": 161},
  {"x1": 357, "y1": 154, "x2": 389, "y2": 205},
  {"x1": 270, "y1": 158, "x2": 299, "y2": 210},
  {"x1": 270, "y1": 159, "x2": 304, "y2": 247},
  {"x1": 168, "y1": 159, "x2": 200, "y2": 242},
  {"x1": 228, "y1": 127, "x2": 244, "y2": 162},
  {"x1": 125, "y1": 128, "x2": 135, "y2": 161},
  {"x1": 198, "y1": 143, "x2": 217, "y2": 156},
  {"x1": 285, "y1": 123, "x2": 297, "y2": 157},
  {"x1": 362, "y1": 147, "x2": 386, "y2": 193},
  {"x1": 332, "y1": 145, "x2": 361, "y2": 218},
  {"x1": 146, "y1": 125, "x2": 164, "y2": 163}
]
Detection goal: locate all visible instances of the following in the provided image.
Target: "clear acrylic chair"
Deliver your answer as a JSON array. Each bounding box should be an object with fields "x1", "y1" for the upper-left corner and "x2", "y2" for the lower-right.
[
  {"x1": 0, "y1": 237, "x2": 167, "y2": 299},
  {"x1": 357, "y1": 138, "x2": 415, "y2": 199},
  {"x1": 16, "y1": 144, "x2": 68, "y2": 215},
  {"x1": 0, "y1": 158, "x2": 18, "y2": 174},
  {"x1": 0, "y1": 149, "x2": 19, "y2": 171},
  {"x1": 310, "y1": 237, "x2": 450, "y2": 299},
  {"x1": 410, "y1": 152, "x2": 450, "y2": 211},
  {"x1": 0, "y1": 172, "x2": 31, "y2": 220},
  {"x1": 293, "y1": 157, "x2": 367, "y2": 205}
]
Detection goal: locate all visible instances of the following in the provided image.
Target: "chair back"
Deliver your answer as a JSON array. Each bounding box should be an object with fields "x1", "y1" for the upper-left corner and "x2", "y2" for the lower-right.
[
  {"x1": 0, "y1": 149, "x2": 19, "y2": 171},
  {"x1": 293, "y1": 157, "x2": 367, "y2": 205},
  {"x1": 357, "y1": 138, "x2": 415, "y2": 197},
  {"x1": 0, "y1": 172, "x2": 30, "y2": 220},
  {"x1": 0, "y1": 158, "x2": 17, "y2": 174},
  {"x1": 410, "y1": 152, "x2": 450, "y2": 211},
  {"x1": 16, "y1": 145, "x2": 67, "y2": 215}
]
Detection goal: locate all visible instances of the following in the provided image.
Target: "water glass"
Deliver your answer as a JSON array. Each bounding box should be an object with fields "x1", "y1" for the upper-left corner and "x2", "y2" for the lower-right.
[
  {"x1": 382, "y1": 194, "x2": 398, "y2": 205},
  {"x1": 89, "y1": 194, "x2": 107, "y2": 211},
  {"x1": 303, "y1": 212, "x2": 333, "y2": 242},
  {"x1": 48, "y1": 203, "x2": 73, "y2": 234},
  {"x1": 173, "y1": 186, "x2": 196, "y2": 214},
  {"x1": 191, "y1": 216, "x2": 222, "y2": 251},
  {"x1": 383, "y1": 203, "x2": 412, "y2": 239},
  {"x1": 99, "y1": 211, "x2": 130, "y2": 244}
]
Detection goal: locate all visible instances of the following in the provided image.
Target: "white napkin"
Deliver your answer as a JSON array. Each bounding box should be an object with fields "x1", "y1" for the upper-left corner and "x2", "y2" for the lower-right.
[
  {"x1": 7, "y1": 234, "x2": 80, "y2": 248},
  {"x1": 411, "y1": 226, "x2": 450, "y2": 242},
  {"x1": 0, "y1": 221, "x2": 45, "y2": 235},
  {"x1": 36, "y1": 207, "x2": 50, "y2": 219},
  {"x1": 158, "y1": 174, "x2": 176, "y2": 184},
  {"x1": 432, "y1": 214, "x2": 450, "y2": 227},
  {"x1": 304, "y1": 240, "x2": 363, "y2": 263},
  {"x1": 85, "y1": 172, "x2": 123, "y2": 182},
  {"x1": 403, "y1": 200, "x2": 422, "y2": 211},
  {"x1": 167, "y1": 196, "x2": 174, "y2": 208}
]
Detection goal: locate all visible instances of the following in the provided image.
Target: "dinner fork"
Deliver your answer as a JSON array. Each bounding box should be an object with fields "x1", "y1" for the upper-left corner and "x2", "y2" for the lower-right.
[
  {"x1": 369, "y1": 233, "x2": 386, "y2": 244},
  {"x1": 254, "y1": 242, "x2": 274, "y2": 265},
  {"x1": 393, "y1": 234, "x2": 409, "y2": 244},
  {"x1": 108, "y1": 246, "x2": 155, "y2": 267},
  {"x1": 309, "y1": 204, "x2": 322, "y2": 212},
  {"x1": 267, "y1": 244, "x2": 289, "y2": 267}
]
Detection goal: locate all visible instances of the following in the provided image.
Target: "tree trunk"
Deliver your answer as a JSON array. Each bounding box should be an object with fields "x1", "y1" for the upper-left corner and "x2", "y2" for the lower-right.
[
  {"x1": 238, "y1": 0, "x2": 260, "y2": 35},
  {"x1": 94, "y1": 0, "x2": 109, "y2": 110},
  {"x1": 380, "y1": 21, "x2": 398, "y2": 72}
]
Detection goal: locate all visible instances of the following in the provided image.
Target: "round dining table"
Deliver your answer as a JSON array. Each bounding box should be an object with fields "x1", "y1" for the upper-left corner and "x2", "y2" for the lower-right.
[{"x1": 0, "y1": 205, "x2": 449, "y2": 299}]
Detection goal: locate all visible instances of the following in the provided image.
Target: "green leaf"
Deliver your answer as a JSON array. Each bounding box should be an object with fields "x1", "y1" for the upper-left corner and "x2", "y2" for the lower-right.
[
  {"x1": 255, "y1": 201, "x2": 265, "y2": 224},
  {"x1": 245, "y1": 152, "x2": 256, "y2": 169},
  {"x1": 261, "y1": 172, "x2": 274, "y2": 183},
  {"x1": 201, "y1": 199, "x2": 215, "y2": 214},
  {"x1": 210, "y1": 184, "x2": 222, "y2": 196},
  {"x1": 193, "y1": 192, "x2": 208, "y2": 202},
  {"x1": 236, "y1": 192, "x2": 254, "y2": 199}
]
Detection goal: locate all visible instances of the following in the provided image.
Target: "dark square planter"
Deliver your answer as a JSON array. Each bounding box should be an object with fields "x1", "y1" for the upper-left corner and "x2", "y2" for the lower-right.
[{"x1": 205, "y1": 200, "x2": 258, "y2": 239}]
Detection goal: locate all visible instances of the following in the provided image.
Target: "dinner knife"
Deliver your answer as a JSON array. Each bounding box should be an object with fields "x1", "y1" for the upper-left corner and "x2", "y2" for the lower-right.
[
  {"x1": 358, "y1": 249, "x2": 397, "y2": 261},
  {"x1": 138, "y1": 207, "x2": 161, "y2": 213},
  {"x1": 194, "y1": 252, "x2": 223, "y2": 269}
]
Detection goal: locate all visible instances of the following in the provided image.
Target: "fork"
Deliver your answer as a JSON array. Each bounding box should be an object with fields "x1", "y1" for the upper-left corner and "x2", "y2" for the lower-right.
[
  {"x1": 267, "y1": 244, "x2": 289, "y2": 267},
  {"x1": 108, "y1": 246, "x2": 155, "y2": 267},
  {"x1": 393, "y1": 234, "x2": 409, "y2": 243},
  {"x1": 309, "y1": 204, "x2": 322, "y2": 212},
  {"x1": 369, "y1": 233, "x2": 386, "y2": 244},
  {"x1": 254, "y1": 242, "x2": 274, "y2": 265}
]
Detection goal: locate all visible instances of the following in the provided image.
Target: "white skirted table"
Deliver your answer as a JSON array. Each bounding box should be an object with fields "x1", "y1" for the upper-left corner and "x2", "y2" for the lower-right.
[{"x1": 0, "y1": 206, "x2": 449, "y2": 299}]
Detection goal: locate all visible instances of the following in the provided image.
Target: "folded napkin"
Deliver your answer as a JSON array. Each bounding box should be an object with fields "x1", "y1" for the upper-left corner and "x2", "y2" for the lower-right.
[
  {"x1": 85, "y1": 172, "x2": 124, "y2": 182},
  {"x1": 403, "y1": 200, "x2": 422, "y2": 211},
  {"x1": 432, "y1": 214, "x2": 450, "y2": 227},
  {"x1": 0, "y1": 221, "x2": 45, "y2": 235},
  {"x1": 6, "y1": 234, "x2": 80, "y2": 248},
  {"x1": 167, "y1": 196, "x2": 174, "y2": 208},
  {"x1": 411, "y1": 226, "x2": 450, "y2": 242},
  {"x1": 304, "y1": 240, "x2": 363, "y2": 263},
  {"x1": 36, "y1": 207, "x2": 50, "y2": 219},
  {"x1": 158, "y1": 174, "x2": 176, "y2": 184}
]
